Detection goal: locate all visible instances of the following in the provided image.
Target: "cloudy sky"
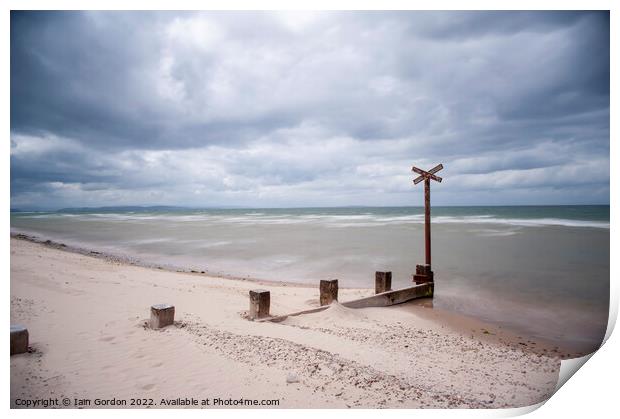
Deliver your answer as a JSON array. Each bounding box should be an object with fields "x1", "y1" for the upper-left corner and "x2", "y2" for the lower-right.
[{"x1": 10, "y1": 11, "x2": 609, "y2": 209}]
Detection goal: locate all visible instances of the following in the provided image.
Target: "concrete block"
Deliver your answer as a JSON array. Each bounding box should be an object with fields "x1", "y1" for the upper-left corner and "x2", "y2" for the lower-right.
[
  {"x1": 375, "y1": 271, "x2": 392, "y2": 294},
  {"x1": 320, "y1": 279, "x2": 338, "y2": 306},
  {"x1": 11, "y1": 325, "x2": 29, "y2": 355},
  {"x1": 150, "y1": 304, "x2": 175, "y2": 329},
  {"x1": 249, "y1": 289, "x2": 270, "y2": 320}
]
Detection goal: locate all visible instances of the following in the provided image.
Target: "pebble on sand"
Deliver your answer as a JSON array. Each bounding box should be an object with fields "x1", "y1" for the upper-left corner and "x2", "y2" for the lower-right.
[{"x1": 286, "y1": 372, "x2": 300, "y2": 384}]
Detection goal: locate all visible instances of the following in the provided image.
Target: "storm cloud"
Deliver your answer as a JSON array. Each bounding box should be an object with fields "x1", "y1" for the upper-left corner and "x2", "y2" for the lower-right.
[{"x1": 10, "y1": 11, "x2": 610, "y2": 209}]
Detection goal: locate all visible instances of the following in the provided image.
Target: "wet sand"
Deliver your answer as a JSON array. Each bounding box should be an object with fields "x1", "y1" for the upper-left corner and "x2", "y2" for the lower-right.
[{"x1": 11, "y1": 237, "x2": 561, "y2": 408}]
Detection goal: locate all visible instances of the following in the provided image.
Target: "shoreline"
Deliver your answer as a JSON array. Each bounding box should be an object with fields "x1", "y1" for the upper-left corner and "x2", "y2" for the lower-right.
[
  {"x1": 10, "y1": 237, "x2": 563, "y2": 408},
  {"x1": 10, "y1": 231, "x2": 315, "y2": 289},
  {"x1": 10, "y1": 232, "x2": 587, "y2": 358}
]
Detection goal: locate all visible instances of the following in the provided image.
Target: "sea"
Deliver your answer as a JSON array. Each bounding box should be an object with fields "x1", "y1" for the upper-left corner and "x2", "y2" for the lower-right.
[{"x1": 11, "y1": 205, "x2": 610, "y2": 354}]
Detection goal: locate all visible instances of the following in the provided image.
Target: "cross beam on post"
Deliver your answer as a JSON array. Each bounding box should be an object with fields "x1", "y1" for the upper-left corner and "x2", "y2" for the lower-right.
[
  {"x1": 413, "y1": 164, "x2": 443, "y2": 185},
  {"x1": 412, "y1": 163, "x2": 443, "y2": 284}
]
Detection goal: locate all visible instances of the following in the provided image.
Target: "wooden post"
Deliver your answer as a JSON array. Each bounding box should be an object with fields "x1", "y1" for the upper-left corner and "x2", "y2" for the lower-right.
[
  {"x1": 249, "y1": 289, "x2": 270, "y2": 320},
  {"x1": 11, "y1": 325, "x2": 29, "y2": 355},
  {"x1": 375, "y1": 271, "x2": 392, "y2": 294},
  {"x1": 150, "y1": 304, "x2": 175, "y2": 329},
  {"x1": 320, "y1": 279, "x2": 338, "y2": 306},
  {"x1": 424, "y1": 177, "x2": 431, "y2": 266},
  {"x1": 414, "y1": 264, "x2": 434, "y2": 284},
  {"x1": 412, "y1": 163, "x2": 443, "y2": 285}
]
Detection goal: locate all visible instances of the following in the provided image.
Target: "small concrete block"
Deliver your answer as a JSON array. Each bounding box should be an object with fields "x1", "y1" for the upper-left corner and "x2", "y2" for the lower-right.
[
  {"x1": 249, "y1": 289, "x2": 270, "y2": 320},
  {"x1": 320, "y1": 279, "x2": 339, "y2": 306},
  {"x1": 375, "y1": 271, "x2": 392, "y2": 294},
  {"x1": 150, "y1": 304, "x2": 175, "y2": 329},
  {"x1": 11, "y1": 325, "x2": 29, "y2": 355}
]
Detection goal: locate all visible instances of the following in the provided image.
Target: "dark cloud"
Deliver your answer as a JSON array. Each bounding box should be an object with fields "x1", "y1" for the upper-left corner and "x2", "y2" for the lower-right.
[
  {"x1": 10, "y1": 11, "x2": 610, "y2": 209},
  {"x1": 405, "y1": 11, "x2": 590, "y2": 40}
]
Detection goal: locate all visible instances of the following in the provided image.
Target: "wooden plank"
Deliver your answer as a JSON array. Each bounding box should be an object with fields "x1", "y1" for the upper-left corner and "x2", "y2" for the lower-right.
[
  {"x1": 254, "y1": 305, "x2": 329, "y2": 323},
  {"x1": 412, "y1": 172, "x2": 442, "y2": 184},
  {"x1": 255, "y1": 283, "x2": 433, "y2": 322},
  {"x1": 411, "y1": 166, "x2": 426, "y2": 176},
  {"x1": 428, "y1": 164, "x2": 443, "y2": 174},
  {"x1": 412, "y1": 165, "x2": 443, "y2": 184},
  {"x1": 342, "y1": 283, "x2": 433, "y2": 309},
  {"x1": 412, "y1": 164, "x2": 443, "y2": 176},
  {"x1": 427, "y1": 173, "x2": 442, "y2": 183}
]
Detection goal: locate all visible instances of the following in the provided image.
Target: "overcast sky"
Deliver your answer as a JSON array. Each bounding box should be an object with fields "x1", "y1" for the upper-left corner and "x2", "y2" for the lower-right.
[{"x1": 10, "y1": 11, "x2": 609, "y2": 209}]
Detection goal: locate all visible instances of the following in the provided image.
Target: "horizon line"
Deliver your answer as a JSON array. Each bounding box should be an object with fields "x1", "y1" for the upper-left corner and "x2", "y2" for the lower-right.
[{"x1": 10, "y1": 203, "x2": 611, "y2": 212}]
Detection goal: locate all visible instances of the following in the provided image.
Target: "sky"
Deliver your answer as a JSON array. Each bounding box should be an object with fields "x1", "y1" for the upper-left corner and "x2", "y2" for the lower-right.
[{"x1": 10, "y1": 11, "x2": 610, "y2": 210}]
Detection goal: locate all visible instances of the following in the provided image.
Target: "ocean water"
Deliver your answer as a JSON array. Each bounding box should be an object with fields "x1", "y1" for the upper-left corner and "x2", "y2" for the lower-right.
[{"x1": 11, "y1": 205, "x2": 610, "y2": 353}]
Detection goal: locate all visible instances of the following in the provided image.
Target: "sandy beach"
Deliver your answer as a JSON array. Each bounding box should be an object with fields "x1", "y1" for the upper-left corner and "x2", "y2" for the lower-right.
[{"x1": 10, "y1": 237, "x2": 562, "y2": 408}]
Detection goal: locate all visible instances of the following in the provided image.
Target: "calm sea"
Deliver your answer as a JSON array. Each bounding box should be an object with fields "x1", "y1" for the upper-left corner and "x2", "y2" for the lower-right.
[{"x1": 11, "y1": 205, "x2": 610, "y2": 353}]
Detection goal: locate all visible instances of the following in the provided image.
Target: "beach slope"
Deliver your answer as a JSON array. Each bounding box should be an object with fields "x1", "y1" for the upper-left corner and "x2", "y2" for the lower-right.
[{"x1": 10, "y1": 238, "x2": 559, "y2": 408}]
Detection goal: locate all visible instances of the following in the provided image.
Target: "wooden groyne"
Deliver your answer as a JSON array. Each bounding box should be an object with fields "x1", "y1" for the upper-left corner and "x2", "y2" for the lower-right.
[{"x1": 253, "y1": 280, "x2": 433, "y2": 323}]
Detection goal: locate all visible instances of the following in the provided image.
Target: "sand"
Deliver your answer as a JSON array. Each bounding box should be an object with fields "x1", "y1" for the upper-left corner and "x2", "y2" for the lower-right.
[{"x1": 10, "y1": 237, "x2": 561, "y2": 408}]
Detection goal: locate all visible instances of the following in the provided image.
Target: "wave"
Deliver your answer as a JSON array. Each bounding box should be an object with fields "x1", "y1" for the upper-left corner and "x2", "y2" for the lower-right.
[
  {"x1": 12, "y1": 211, "x2": 609, "y2": 229},
  {"x1": 431, "y1": 216, "x2": 609, "y2": 229}
]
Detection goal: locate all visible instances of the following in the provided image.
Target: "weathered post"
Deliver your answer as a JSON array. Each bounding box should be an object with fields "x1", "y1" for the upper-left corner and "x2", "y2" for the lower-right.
[
  {"x1": 414, "y1": 264, "x2": 434, "y2": 284},
  {"x1": 320, "y1": 279, "x2": 338, "y2": 306},
  {"x1": 249, "y1": 289, "x2": 270, "y2": 320},
  {"x1": 150, "y1": 304, "x2": 175, "y2": 329},
  {"x1": 375, "y1": 271, "x2": 392, "y2": 294},
  {"x1": 412, "y1": 163, "x2": 444, "y2": 284},
  {"x1": 424, "y1": 177, "x2": 431, "y2": 266},
  {"x1": 10, "y1": 325, "x2": 29, "y2": 355}
]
